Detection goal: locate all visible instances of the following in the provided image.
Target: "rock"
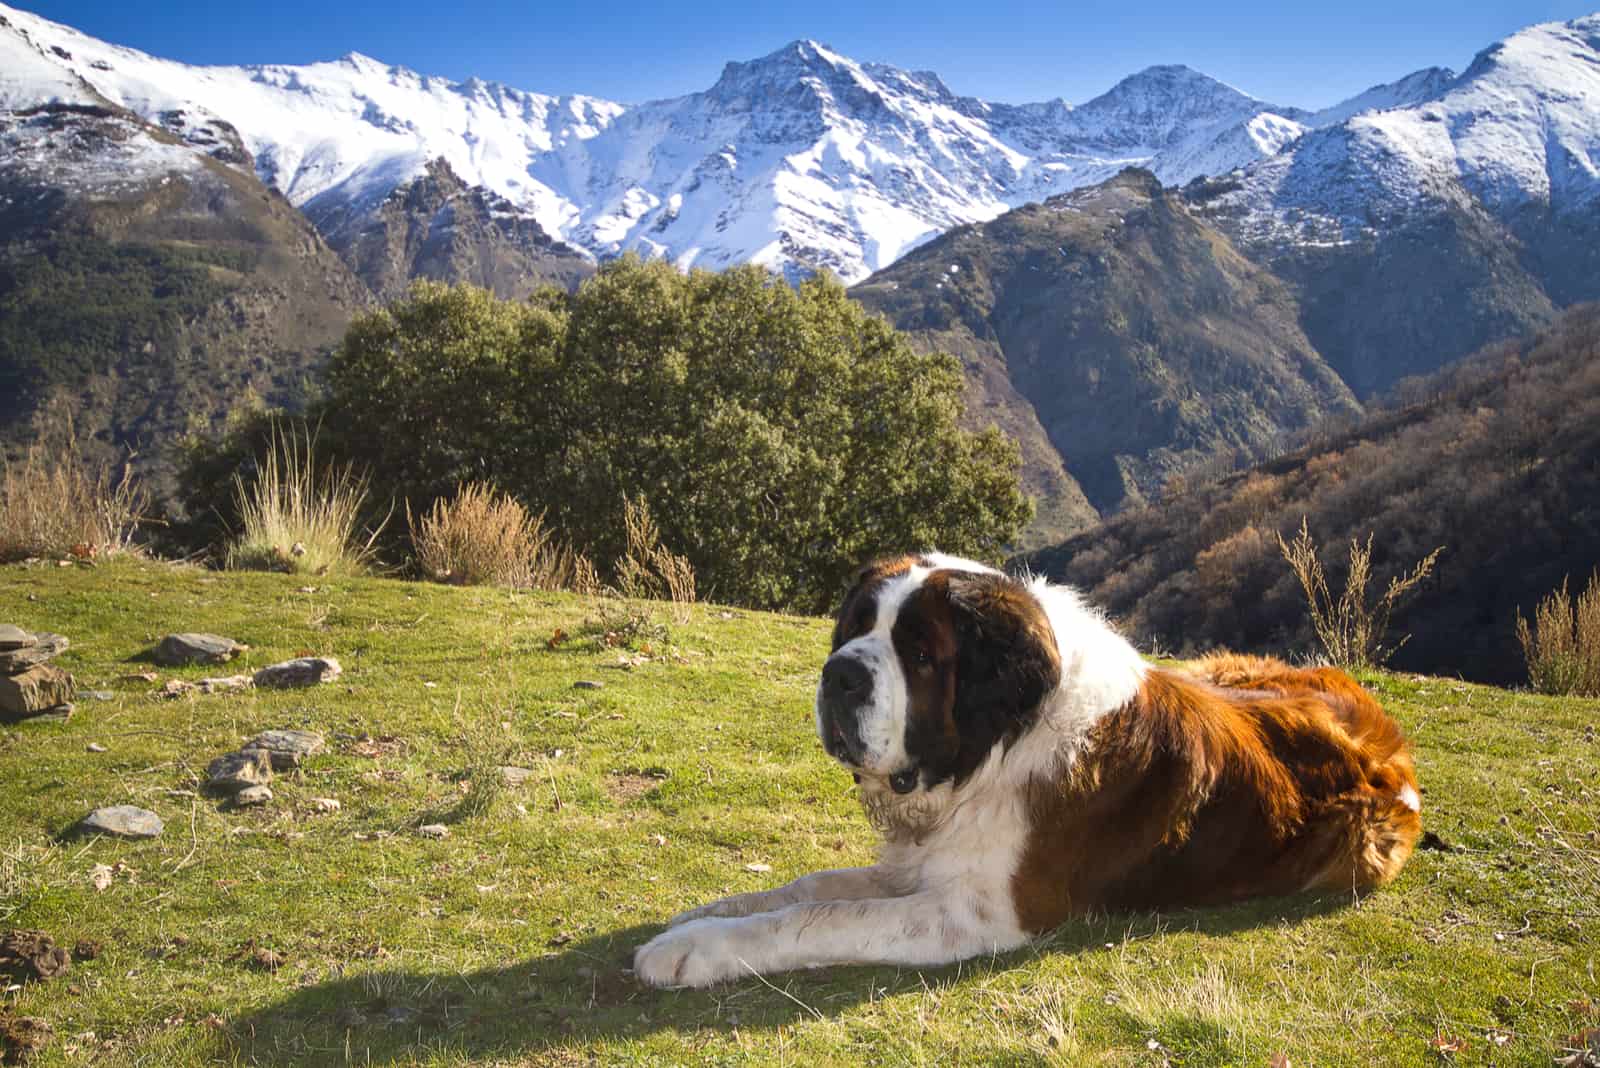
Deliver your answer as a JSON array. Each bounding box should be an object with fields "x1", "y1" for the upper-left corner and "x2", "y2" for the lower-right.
[
  {"x1": 418, "y1": 823, "x2": 450, "y2": 839},
  {"x1": 71, "y1": 940, "x2": 100, "y2": 961},
  {"x1": 234, "y1": 785, "x2": 273, "y2": 807},
  {"x1": 0, "y1": 665, "x2": 75, "y2": 721},
  {"x1": 253, "y1": 657, "x2": 341, "y2": 689},
  {"x1": 79, "y1": 805, "x2": 163, "y2": 839},
  {"x1": 205, "y1": 749, "x2": 273, "y2": 793},
  {"x1": 83, "y1": 690, "x2": 114, "y2": 702},
  {"x1": 310, "y1": 797, "x2": 341, "y2": 813},
  {"x1": 197, "y1": 675, "x2": 252, "y2": 694},
  {"x1": 499, "y1": 766, "x2": 535, "y2": 787},
  {"x1": 85, "y1": 743, "x2": 106, "y2": 753},
  {"x1": 573, "y1": 680, "x2": 604, "y2": 690},
  {"x1": 0, "y1": 633, "x2": 67, "y2": 674},
  {"x1": 242, "y1": 729, "x2": 326, "y2": 769},
  {"x1": 151, "y1": 633, "x2": 247, "y2": 667},
  {"x1": 0, "y1": 1010, "x2": 53, "y2": 1064},
  {"x1": 0, "y1": 625, "x2": 33, "y2": 651},
  {"x1": 0, "y1": 931, "x2": 70, "y2": 982}
]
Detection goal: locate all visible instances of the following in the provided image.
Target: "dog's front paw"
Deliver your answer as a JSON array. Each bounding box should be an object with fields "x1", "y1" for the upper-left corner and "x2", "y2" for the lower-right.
[{"x1": 633, "y1": 918, "x2": 752, "y2": 989}]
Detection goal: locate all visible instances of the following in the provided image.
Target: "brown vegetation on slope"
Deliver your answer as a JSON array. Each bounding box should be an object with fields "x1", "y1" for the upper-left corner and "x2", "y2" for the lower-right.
[{"x1": 1027, "y1": 303, "x2": 1600, "y2": 685}]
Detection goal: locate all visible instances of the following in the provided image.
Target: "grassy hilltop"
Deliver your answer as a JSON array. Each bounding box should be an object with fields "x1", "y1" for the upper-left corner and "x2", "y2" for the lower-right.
[{"x1": 0, "y1": 559, "x2": 1597, "y2": 1066}]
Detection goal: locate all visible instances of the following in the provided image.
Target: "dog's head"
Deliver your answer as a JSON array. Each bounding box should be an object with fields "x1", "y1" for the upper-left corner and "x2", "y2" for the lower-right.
[{"x1": 817, "y1": 554, "x2": 1062, "y2": 796}]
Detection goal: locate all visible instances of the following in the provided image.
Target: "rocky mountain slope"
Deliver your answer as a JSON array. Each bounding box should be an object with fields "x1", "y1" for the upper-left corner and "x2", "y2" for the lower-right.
[
  {"x1": 853, "y1": 170, "x2": 1360, "y2": 541},
  {"x1": 1024, "y1": 301, "x2": 1600, "y2": 685}
]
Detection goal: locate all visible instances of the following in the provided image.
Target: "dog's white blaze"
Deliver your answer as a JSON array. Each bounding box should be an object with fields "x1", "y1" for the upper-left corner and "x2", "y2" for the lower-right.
[{"x1": 1398, "y1": 784, "x2": 1421, "y2": 812}]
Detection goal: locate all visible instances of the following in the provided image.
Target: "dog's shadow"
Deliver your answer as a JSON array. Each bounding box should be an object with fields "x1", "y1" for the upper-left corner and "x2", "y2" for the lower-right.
[{"x1": 223, "y1": 894, "x2": 1350, "y2": 1065}]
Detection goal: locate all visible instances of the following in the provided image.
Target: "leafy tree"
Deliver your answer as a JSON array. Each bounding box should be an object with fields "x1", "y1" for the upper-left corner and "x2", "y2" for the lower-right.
[{"x1": 225, "y1": 258, "x2": 1032, "y2": 610}]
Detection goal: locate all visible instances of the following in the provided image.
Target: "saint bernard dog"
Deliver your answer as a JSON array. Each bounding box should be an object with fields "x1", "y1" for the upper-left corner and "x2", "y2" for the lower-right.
[{"x1": 634, "y1": 553, "x2": 1422, "y2": 988}]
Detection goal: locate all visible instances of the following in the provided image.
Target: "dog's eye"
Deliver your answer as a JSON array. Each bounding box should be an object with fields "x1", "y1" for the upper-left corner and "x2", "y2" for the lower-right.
[{"x1": 914, "y1": 649, "x2": 932, "y2": 668}]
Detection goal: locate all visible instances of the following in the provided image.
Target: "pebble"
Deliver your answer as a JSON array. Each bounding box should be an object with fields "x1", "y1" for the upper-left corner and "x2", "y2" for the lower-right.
[
  {"x1": 84, "y1": 690, "x2": 115, "y2": 702},
  {"x1": 418, "y1": 824, "x2": 450, "y2": 839},
  {"x1": 498, "y1": 766, "x2": 535, "y2": 786},
  {"x1": 311, "y1": 797, "x2": 341, "y2": 813},
  {"x1": 253, "y1": 657, "x2": 342, "y2": 689},
  {"x1": 79, "y1": 805, "x2": 163, "y2": 839},
  {"x1": 573, "y1": 680, "x2": 604, "y2": 690},
  {"x1": 85, "y1": 743, "x2": 107, "y2": 753},
  {"x1": 234, "y1": 785, "x2": 273, "y2": 807}
]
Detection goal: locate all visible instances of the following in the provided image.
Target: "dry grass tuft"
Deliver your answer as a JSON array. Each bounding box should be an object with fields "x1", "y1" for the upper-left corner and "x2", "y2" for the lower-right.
[
  {"x1": 1278, "y1": 516, "x2": 1441, "y2": 668},
  {"x1": 613, "y1": 495, "x2": 696, "y2": 620},
  {"x1": 0, "y1": 430, "x2": 146, "y2": 564},
  {"x1": 408, "y1": 481, "x2": 599, "y2": 592},
  {"x1": 1517, "y1": 570, "x2": 1600, "y2": 696},
  {"x1": 227, "y1": 424, "x2": 386, "y2": 577}
]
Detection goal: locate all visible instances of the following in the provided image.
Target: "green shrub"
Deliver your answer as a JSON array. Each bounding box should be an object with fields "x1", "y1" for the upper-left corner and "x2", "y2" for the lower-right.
[{"x1": 314, "y1": 259, "x2": 1031, "y2": 611}]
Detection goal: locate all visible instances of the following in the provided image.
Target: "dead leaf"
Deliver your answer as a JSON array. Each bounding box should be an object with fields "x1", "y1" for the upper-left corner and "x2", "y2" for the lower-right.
[
  {"x1": 88, "y1": 864, "x2": 113, "y2": 892},
  {"x1": 1268, "y1": 1053, "x2": 1291, "y2": 1068},
  {"x1": 547, "y1": 628, "x2": 568, "y2": 650},
  {"x1": 1429, "y1": 1032, "x2": 1467, "y2": 1054},
  {"x1": 744, "y1": 862, "x2": 772, "y2": 873}
]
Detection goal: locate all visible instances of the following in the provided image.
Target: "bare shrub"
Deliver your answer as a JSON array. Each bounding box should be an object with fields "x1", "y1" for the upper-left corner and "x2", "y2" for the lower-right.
[
  {"x1": 227, "y1": 424, "x2": 386, "y2": 577},
  {"x1": 1516, "y1": 571, "x2": 1600, "y2": 696},
  {"x1": 0, "y1": 425, "x2": 147, "y2": 563},
  {"x1": 409, "y1": 481, "x2": 599, "y2": 592},
  {"x1": 613, "y1": 495, "x2": 696, "y2": 620},
  {"x1": 1277, "y1": 517, "x2": 1442, "y2": 668}
]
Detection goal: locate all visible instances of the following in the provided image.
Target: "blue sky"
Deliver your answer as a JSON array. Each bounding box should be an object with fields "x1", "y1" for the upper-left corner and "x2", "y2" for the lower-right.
[{"x1": 15, "y1": 1, "x2": 1590, "y2": 108}]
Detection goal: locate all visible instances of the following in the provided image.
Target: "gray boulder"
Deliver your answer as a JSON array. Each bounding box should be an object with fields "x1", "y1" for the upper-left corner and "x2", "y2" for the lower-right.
[
  {"x1": 80, "y1": 805, "x2": 163, "y2": 838},
  {"x1": 253, "y1": 657, "x2": 341, "y2": 689},
  {"x1": 152, "y1": 633, "x2": 247, "y2": 667},
  {"x1": 0, "y1": 632, "x2": 67, "y2": 674},
  {"x1": 242, "y1": 729, "x2": 326, "y2": 769},
  {"x1": 206, "y1": 749, "x2": 273, "y2": 793}
]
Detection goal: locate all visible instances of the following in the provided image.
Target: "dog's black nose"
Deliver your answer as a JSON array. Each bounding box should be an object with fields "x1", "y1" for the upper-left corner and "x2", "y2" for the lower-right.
[{"x1": 821, "y1": 656, "x2": 871, "y2": 700}]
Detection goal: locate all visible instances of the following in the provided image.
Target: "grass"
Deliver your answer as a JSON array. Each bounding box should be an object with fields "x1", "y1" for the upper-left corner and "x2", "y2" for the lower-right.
[
  {"x1": 0, "y1": 435, "x2": 147, "y2": 565},
  {"x1": 226, "y1": 426, "x2": 383, "y2": 578},
  {"x1": 1518, "y1": 571, "x2": 1600, "y2": 697},
  {"x1": 0, "y1": 559, "x2": 1597, "y2": 1066}
]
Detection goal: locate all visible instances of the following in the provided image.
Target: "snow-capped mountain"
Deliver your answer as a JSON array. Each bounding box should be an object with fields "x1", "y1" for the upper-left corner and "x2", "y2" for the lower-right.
[{"x1": 0, "y1": 2, "x2": 1310, "y2": 282}]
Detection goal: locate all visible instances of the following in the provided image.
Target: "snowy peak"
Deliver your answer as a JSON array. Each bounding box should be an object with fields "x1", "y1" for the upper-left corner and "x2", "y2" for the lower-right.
[
  {"x1": 1070, "y1": 64, "x2": 1290, "y2": 149},
  {"x1": 1311, "y1": 66, "x2": 1456, "y2": 126}
]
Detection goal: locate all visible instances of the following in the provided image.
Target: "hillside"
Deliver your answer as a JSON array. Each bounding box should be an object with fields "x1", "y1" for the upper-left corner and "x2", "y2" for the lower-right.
[
  {"x1": 1027, "y1": 302, "x2": 1600, "y2": 685},
  {"x1": 0, "y1": 95, "x2": 369, "y2": 499},
  {"x1": 854, "y1": 170, "x2": 1360, "y2": 540},
  {"x1": 1, "y1": 561, "x2": 1596, "y2": 1065}
]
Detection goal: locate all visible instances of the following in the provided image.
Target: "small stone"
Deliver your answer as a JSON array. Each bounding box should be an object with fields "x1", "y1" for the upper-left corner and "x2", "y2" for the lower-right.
[
  {"x1": 84, "y1": 691, "x2": 114, "y2": 702},
  {"x1": 310, "y1": 797, "x2": 341, "y2": 813},
  {"x1": 0, "y1": 625, "x2": 34, "y2": 651},
  {"x1": 234, "y1": 785, "x2": 273, "y2": 807},
  {"x1": 573, "y1": 680, "x2": 604, "y2": 690},
  {"x1": 197, "y1": 675, "x2": 253, "y2": 694},
  {"x1": 85, "y1": 743, "x2": 107, "y2": 753},
  {"x1": 250, "y1": 947, "x2": 284, "y2": 971},
  {"x1": 0, "y1": 632, "x2": 67, "y2": 673},
  {"x1": 79, "y1": 805, "x2": 163, "y2": 839},
  {"x1": 253, "y1": 657, "x2": 341, "y2": 689},
  {"x1": 205, "y1": 749, "x2": 273, "y2": 794},
  {"x1": 498, "y1": 766, "x2": 535, "y2": 787},
  {"x1": 71, "y1": 939, "x2": 101, "y2": 961},
  {"x1": 0, "y1": 664, "x2": 75, "y2": 720},
  {"x1": 242, "y1": 729, "x2": 326, "y2": 769},
  {"x1": 151, "y1": 633, "x2": 247, "y2": 667},
  {"x1": 418, "y1": 823, "x2": 449, "y2": 839}
]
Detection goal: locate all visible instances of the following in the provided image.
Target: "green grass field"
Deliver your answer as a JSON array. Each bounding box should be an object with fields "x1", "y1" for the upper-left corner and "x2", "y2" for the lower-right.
[{"x1": 1, "y1": 558, "x2": 1597, "y2": 1066}]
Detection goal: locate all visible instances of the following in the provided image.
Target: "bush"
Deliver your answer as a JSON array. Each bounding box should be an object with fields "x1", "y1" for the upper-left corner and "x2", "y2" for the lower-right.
[
  {"x1": 313, "y1": 260, "x2": 1031, "y2": 611},
  {"x1": 227, "y1": 425, "x2": 384, "y2": 577},
  {"x1": 1277, "y1": 517, "x2": 1442, "y2": 668},
  {"x1": 0, "y1": 422, "x2": 146, "y2": 563},
  {"x1": 409, "y1": 481, "x2": 598, "y2": 592},
  {"x1": 1517, "y1": 572, "x2": 1600, "y2": 696}
]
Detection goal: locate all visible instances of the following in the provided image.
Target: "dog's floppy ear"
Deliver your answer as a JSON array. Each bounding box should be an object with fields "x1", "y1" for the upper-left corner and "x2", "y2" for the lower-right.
[{"x1": 945, "y1": 571, "x2": 1061, "y2": 732}]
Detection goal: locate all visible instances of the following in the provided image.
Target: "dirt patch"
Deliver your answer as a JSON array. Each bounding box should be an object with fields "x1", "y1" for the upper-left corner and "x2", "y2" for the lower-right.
[
  {"x1": 604, "y1": 770, "x2": 668, "y2": 803},
  {"x1": 0, "y1": 931, "x2": 69, "y2": 983},
  {"x1": 0, "y1": 1011, "x2": 53, "y2": 1065}
]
